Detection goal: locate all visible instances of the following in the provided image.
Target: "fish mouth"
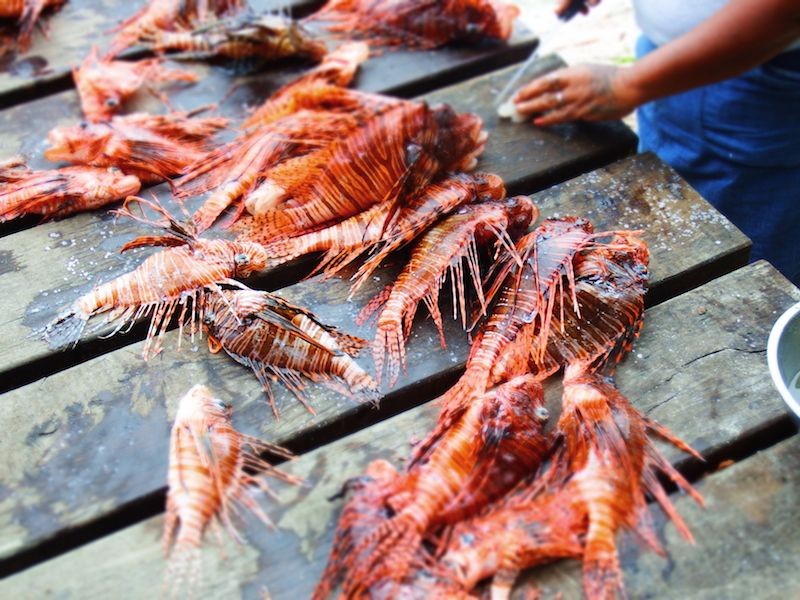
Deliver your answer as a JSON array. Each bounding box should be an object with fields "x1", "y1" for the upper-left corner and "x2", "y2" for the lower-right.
[{"x1": 43, "y1": 146, "x2": 70, "y2": 162}]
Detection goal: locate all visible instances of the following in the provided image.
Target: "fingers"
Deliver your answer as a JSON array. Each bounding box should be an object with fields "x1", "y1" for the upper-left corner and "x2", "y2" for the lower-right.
[
  {"x1": 533, "y1": 106, "x2": 573, "y2": 127},
  {"x1": 514, "y1": 70, "x2": 563, "y2": 103},
  {"x1": 514, "y1": 91, "x2": 564, "y2": 118}
]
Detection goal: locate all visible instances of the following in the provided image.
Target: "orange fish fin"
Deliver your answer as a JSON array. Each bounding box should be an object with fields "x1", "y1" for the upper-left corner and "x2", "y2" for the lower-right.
[
  {"x1": 582, "y1": 542, "x2": 625, "y2": 600},
  {"x1": 356, "y1": 284, "x2": 392, "y2": 327},
  {"x1": 343, "y1": 513, "x2": 422, "y2": 596}
]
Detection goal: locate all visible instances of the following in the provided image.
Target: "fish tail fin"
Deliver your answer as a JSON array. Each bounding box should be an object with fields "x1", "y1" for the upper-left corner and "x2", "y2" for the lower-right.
[
  {"x1": 337, "y1": 356, "x2": 381, "y2": 406},
  {"x1": 370, "y1": 313, "x2": 407, "y2": 389},
  {"x1": 43, "y1": 308, "x2": 90, "y2": 349},
  {"x1": 163, "y1": 541, "x2": 202, "y2": 600},
  {"x1": 343, "y1": 513, "x2": 421, "y2": 596},
  {"x1": 582, "y1": 539, "x2": 625, "y2": 600}
]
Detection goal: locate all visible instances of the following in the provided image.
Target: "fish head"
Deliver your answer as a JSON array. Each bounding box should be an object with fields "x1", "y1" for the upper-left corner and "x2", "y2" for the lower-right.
[
  {"x1": 462, "y1": 1, "x2": 519, "y2": 41},
  {"x1": 175, "y1": 383, "x2": 232, "y2": 426},
  {"x1": 428, "y1": 104, "x2": 487, "y2": 172},
  {"x1": 502, "y1": 194, "x2": 538, "y2": 233},
  {"x1": 472, "y1": 171, "x2": 506, "y2": 201},
  {"x1": 231, "y1": 241, "x2": 270, "y2": 277},
  {"x1": 44, "y1": 121, "x2": 113, "y2": 165}
]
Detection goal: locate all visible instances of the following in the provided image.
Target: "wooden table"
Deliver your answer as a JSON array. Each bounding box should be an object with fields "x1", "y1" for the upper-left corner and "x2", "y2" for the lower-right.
[{"x1": 1, "y1": 3, "x2": 797, "y2": 598}]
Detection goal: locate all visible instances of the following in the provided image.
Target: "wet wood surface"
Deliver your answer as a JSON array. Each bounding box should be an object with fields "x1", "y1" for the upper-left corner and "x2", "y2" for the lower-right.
[
  {"x1": 0, "y1": 153, "x2": 749, "y2": 562},
  {"x1": 1, "y1": 260, "x2": 793, "y2": 598},
  {"x1": 0, "y1": 56, "x2": 640, "y2": 385}
]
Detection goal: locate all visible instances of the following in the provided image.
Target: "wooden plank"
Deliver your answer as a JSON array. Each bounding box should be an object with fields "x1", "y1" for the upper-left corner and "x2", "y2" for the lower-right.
[
  {"x1": 0, "y1": 0, "x2": 318, "y2": 107},
  {"x1": 0, "y1": 56, "x2": 639, "y2": 384},
  {"x1": 516, "y1": 434, "x2": 800, "y2": 599},
  {"x1": 0, "y1": 166, "x2": 752, "y2": 569},
  {"x1": 0, "y1": 260, "x2": 793, "y2": 596}
]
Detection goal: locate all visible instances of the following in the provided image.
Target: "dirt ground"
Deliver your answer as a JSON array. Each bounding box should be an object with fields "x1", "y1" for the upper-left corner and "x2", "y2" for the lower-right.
[{"x1": 514, "y1": 0, "x2": 639, "y2": 129}]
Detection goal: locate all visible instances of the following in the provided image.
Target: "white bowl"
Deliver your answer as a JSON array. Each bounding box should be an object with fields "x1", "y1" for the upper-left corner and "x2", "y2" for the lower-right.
[{"x1": 767, "y1": 301, "x2": 800, "y2": 421}]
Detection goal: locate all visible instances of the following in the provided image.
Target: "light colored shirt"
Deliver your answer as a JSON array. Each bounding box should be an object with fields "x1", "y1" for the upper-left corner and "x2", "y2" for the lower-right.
[{"x1": 633, "y1": 0, "x2": 800, "y2": 52}]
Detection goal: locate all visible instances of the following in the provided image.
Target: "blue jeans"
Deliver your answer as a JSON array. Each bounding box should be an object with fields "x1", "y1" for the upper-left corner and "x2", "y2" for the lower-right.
[{"x1": 636, "y1": 36, "x2": 800, "y2": 285}]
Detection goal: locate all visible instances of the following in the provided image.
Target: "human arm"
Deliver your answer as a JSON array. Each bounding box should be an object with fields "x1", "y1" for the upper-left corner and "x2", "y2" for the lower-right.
[{"x1": 515, "y1": 0, "x2": 800, "y2": 126}]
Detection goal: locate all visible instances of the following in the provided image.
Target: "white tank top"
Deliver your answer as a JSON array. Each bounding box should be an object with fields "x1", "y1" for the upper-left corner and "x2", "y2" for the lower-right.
[{"x1": 633, "y1": 0, "x2": 800, "y2": 52}]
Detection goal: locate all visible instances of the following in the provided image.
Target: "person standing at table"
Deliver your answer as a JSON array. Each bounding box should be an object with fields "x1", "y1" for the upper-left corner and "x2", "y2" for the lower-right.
[{"x1": 512, "y1": 0, "x2": 800, "y2": 284}]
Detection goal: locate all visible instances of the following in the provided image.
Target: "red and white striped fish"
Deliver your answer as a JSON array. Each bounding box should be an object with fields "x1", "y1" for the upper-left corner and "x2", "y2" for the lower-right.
[{"x1": 163, "y1": 384, "x2": 298, "y2": 594}]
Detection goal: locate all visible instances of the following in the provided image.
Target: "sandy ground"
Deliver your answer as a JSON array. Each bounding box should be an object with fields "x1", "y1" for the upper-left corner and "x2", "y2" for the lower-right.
[{"x1": 513, "y1": 0, "x2": 639, "y2": 129}]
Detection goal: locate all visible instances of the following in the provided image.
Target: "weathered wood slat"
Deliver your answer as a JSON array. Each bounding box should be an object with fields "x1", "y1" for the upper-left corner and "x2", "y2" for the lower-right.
[
  {"x1": 0, "y1": 260, "x2": 793, "y2": 597},
  {"x1": 0, "y1": 56, "x2": 639, "y2": 383},
  {"x1": 0, "y1": 0, "x2": 317, "y2": 107},
  {"x1": 0, "y1": 156, "x2": 750, "y2": 565}
]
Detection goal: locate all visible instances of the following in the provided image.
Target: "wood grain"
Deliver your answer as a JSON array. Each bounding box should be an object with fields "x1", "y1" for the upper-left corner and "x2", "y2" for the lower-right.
[
  {"x1": 0, "y1": 260, "x2": 793, "y2": 598},
  {"x1": 0, "y1": 159, "x2": 751, "y2": 565},
  {"x1": 0, "y1": 56, "x2": 638, "y2": 382}
]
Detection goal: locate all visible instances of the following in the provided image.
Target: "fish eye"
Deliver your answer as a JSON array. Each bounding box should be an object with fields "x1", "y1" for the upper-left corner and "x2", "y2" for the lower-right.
[
  {"x1": 234, "y1": 253, "x2": 250, "y2": 267},
  {"x1": 105, "y1": 97, "x2": 119, "y2": 108},
  {"x1": 79, "y1": 120, "x2": 88, "y2": 130},
  {"x1": 534, "y1": 406, "x2": 549, "y2": 422},
  {"x1": 212, "y1": 398, "x2": 230, "y2": 411}
]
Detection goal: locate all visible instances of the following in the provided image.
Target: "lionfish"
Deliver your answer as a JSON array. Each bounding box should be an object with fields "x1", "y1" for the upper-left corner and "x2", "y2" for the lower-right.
[
  {"x1": 163, "y1": 384, "x2": 298, "y2": 594},
  {"x1": 315, "y1": 375, "x2": 551, "y2": 598},
  {"x1": 44, "y1": 198, "x2": 269, "y2": 357},
  {"x1": 45, "y1": 110, "x2": 228, "y2": 184},
  {"x1": 107, "y1": 0, "x2": 244, "y2": 58},
  {"x1": 357, "y1": 194, "x2": 536, "y2": 387},
  {"x1": 236, "y1": 101, "x2": 486, "y2": 242},
  {"x1": 201, "y1": 288, "x2": 380, "y2": 416},
  {"x1": 0, "y1": 158, "x2": 140, "y2": 222},
  {"x1": 434, "y1": 231, "x2": 702, "y2": 599},
  {"x1": 140, "y1": 12, "x2": 327, "y2": 64},
  {"x1": 73, "y1": 47, "x2": 198, "y2": 122},
  {"x1": 175, "y1": 42, "x2": 371, "y2": 232},
  {"x1": 248, "y1": 172, "x2": 504, "y2": 273},
  {"x1": 308, "y1": 0, "x2": 519, "y2": 48}
]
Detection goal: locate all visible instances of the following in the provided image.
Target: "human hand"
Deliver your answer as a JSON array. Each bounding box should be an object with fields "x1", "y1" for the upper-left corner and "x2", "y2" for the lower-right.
[
  {"x1": 513, "y1": 64, "x2": 640, "y2": 127},
  {"x1": 555, "y1": 0, "x2": 601, "y2": 18}
]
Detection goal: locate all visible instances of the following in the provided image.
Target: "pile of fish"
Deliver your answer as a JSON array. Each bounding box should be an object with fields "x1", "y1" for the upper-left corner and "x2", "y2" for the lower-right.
[
  {"x1": 0, "y1": 0, "x2": 705, "y2": 597},
  {"x1": 317, "y1": 221, "x2": 704, "y2": 599}
]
